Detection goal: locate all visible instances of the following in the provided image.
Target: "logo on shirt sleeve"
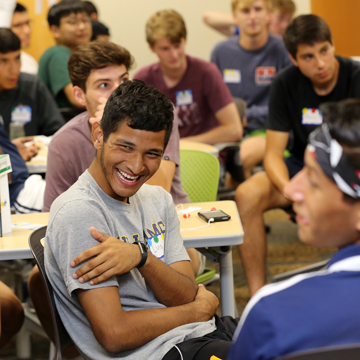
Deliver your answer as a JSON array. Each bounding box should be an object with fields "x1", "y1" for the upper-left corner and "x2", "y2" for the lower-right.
[
  {"x1": 301, "y1": 108, "x2": 323, "y2": 125},
  {"x1": 255, "y1": 67, "x2": 276, "y2": 85}
]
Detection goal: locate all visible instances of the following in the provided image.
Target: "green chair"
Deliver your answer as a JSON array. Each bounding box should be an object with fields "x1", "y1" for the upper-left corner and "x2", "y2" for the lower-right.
[
  {"x1": 179, "y1": 149, "x2": 220, "y2": 203},
  {"x1": 180, "y1": 149, "x2": 220, "y2": 285}
]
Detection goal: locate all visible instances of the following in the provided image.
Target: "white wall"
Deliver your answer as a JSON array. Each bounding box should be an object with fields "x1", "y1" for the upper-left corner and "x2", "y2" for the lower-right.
[{"x1": 92, "y1": 0, "x2": 311, "y2": 75}]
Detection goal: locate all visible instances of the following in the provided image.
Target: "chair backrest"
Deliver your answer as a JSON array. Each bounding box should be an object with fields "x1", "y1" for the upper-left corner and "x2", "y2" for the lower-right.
[
  {"x1": 276, "y1": 343, "x2": 360, "y2": 360},
  {"x1": 28, "y1": 226, "x2": 73, "y2": 360},
  {"x1": 180, "y1": 149, "x2": 220, "y2": 203}
]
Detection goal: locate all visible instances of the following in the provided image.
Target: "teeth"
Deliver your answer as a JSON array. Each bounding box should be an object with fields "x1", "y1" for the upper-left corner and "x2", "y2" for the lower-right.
[{"x1": 117, "y1": 169, "x2": 139, "y2": 182}]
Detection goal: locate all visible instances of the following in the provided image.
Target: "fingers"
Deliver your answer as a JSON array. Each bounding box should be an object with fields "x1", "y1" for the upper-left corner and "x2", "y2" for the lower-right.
[
  {"x1": 19, "y1": 136, "x2": 34, "y2": 143},
  {"x1": 71, "y1": 245, "x2": 102, "y2": 267},
  {"x1": 90, "y1": 227, "x2": 110, "y2": 243}
]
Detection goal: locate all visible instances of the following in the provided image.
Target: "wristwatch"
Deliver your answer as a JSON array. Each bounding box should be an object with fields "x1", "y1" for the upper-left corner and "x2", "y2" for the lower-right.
[{"x1": 133, "y1": 241, "x2": 148, "y2": 268}]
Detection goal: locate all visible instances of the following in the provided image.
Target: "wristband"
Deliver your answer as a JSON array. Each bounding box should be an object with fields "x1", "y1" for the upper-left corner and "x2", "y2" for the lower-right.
[{"x1": 133, "y1": 241, "x2": 148, "y2": 268}]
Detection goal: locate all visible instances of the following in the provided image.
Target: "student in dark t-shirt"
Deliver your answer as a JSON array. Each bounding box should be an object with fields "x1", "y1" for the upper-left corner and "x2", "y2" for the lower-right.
[{"x1": 235, "y1": 14, "x2": 360, "y2": 297}]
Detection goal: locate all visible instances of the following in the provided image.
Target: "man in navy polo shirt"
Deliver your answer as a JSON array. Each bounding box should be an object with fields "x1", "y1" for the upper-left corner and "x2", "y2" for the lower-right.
[{"x1": 229, "y1": 98, "x2": 360, "y2": 360}]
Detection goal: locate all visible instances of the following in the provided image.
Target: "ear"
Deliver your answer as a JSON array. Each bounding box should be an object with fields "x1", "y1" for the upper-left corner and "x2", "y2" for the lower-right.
[
  {"x1": 73, "y1": 86, "x2": 87, "y2": 107},
  {"x1": 50, "y1": 25, "x2": 60, "y2": 40},
  {"x1": 92, "y1": 121, "x2": 104, "y2": 150},
  {"x1": 355, "y1": 202, "x2": 360, "y2": 234},
  {"x1": 289, "y1": 53, "x2": 299, "y2": 67},
  {"x1": 149, "y1": 44, "x2": 156, "y2": 54}
]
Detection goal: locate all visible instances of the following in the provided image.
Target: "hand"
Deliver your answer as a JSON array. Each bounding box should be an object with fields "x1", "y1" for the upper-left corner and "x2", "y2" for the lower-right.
[
  {"x1": 71, "y1": 227, "x2": 141, "y2": 285},
  {"x1": 12, "y1": 137, "x2": 39, "y2": 161},
  {"x1": 193, "y1": 284, "x2": 219, "y2": 320},
  {"x1": 89, "y1": 97, "x2": 107, "y2": 126}
]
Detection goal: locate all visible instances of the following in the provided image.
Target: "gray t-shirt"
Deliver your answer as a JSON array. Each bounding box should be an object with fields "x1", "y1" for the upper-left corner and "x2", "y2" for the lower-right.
[
  {"x1": 211, "y1": 34, "x2": 291, "y2": 130},
  {"x1": 45, "y1": 171, "x2": 215, "y2": 359}
]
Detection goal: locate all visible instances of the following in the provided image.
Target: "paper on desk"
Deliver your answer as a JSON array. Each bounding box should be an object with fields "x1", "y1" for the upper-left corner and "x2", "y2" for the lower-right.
[
  {"x1": 12, "y1": 222, "x2": 44, "y2": 230},
  {"x1": 177, "y1": 206, "x2": 201, "y2": 215}
]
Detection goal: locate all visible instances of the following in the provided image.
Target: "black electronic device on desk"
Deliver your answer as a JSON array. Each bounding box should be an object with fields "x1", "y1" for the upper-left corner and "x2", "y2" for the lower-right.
[{"x1": 198, "y1": 210, "x2": 231, "y2": 223}]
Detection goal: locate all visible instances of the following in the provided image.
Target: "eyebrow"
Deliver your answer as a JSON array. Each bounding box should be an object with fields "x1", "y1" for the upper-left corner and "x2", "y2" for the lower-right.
[
  {"x1": 115, "y1": 139, "x2": 164, "y2": 154},
  {"x1": 93, "y1": 72, "x2": 129, "y2": 84}
]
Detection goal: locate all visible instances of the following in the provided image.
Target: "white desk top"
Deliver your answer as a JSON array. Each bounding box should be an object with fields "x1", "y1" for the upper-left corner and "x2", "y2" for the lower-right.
[
  {"x1": 179, "y1": 201, "x2": 243, "y2": 248},
  {"x1": 0, "y1": 201, "x2": 243, "y2": 260}
]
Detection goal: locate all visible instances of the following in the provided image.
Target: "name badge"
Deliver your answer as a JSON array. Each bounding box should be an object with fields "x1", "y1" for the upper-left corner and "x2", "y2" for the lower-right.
[
  {"x1": 147, "y1": 233, "x2": 164, "y2": 260},
  {"x1": 11, "y1": 105, "x2": 32, "y2": 123},
  {"x1": 223, "y1": 69, "x2": 241, "y2": 83},
  {"x1": 176, "y1": 90, "x2": 193, "y2": 106},
  {"x1": 255, "y1": 67, "x2": 276, "y2": 85},
  {"x1": 301, "y1": 108, "x2": 323, "y2": 125}
]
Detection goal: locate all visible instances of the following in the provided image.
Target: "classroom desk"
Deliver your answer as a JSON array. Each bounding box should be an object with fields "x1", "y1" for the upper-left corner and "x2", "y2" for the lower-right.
[
  {"x1": 0, "y1": 213, "x2": 49, "y2": 260},
  {"x1": 0, "y1": 201, "x2": 243, "y2": 316},
  {"x1": 180, "y1": 140, "x2": 219, "y2": 156},
  {"x1": 26, "y1": 145, "x2": 48, "y2": 174},
  {"x1": 179, "y1": 201, "x2": 243, "y2": 316}
]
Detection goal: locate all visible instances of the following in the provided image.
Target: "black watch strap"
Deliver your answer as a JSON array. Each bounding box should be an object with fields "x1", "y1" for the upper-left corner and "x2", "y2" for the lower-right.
[{"x1": 134, "y1": 241, "x2": 148, "y2": 268}]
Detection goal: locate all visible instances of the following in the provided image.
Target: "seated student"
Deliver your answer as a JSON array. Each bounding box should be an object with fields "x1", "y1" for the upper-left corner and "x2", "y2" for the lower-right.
[
  {"x1": 0, "y1": 281, "x2": 24, "y2": 348},
  {"x1": 211, "y1": 0, "x2": 291, "y2": 179},
  {"x1": 134, "y1": 9, "x2": 243, "y2": 146},
  {"x1": 235, "y1": 14, "x2": 360, "y2": 296},
  {"x1": 91, "y1": 20, "x2": 110, "y2": 41},
  {"x1": 0, "y1": 29, "x2": 64, "y2": 147},
  {"x1": 229, "y1": 99, "x2": 360, "y2": 360},
  {"x1": 0, "y1": 123, "x2": 45, "y2": 212},
  {"x1": 38, "y1": 0, "x2": 92, "y2": 121},
  {"x1": 203, "y1": 0, "x2": 296, "y2": 38},
  {"x1": 44, "y1": 80, "x2": 239, "y2": 360},
  {"x1": 10, "y1": 3, "x2": 38, "y2": 74}
]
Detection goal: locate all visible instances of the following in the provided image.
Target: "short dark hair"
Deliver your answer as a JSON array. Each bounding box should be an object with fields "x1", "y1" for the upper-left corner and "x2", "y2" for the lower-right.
[
  {"x1": 0, "y1": 28, "x2": 21, "y2": 54},
  {"x1": 91, "y1": 20, "x2": 109, "y2": 41},
  {"x1": 101, "y1": 80, "x2": 174, "y2": 147},
  {"x1": 14, "y1": 3, "x2": 27, "y2": 12},
  {"x1": 68, "y1": 41, "x2": 134, "y2": 91},
  {"x1": 320, "y1": 98, "x2": 360, "y2": 203},
  {"x1": 47, "y1": 0, "x2": 87, "y2": 27},
  {"x1": 82, "y1": 1, "x2": 97, "y2": 16},
  {"x1": 283, "y1": 14, "x2": 332, "y2": 59}
]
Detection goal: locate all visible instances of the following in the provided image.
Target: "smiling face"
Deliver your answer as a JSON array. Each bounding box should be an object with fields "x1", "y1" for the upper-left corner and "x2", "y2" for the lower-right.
[
  {"x1": 0, "y1": 50, "x2": 21, "y2": 90},
  {"x1": 51, "y1": 11, "x2": 92, "y2": 50},
  {"x1": 150, "y1": 37, "x2": 186, "y2": 72},
  {"x1": 284, "y1": 149, "x2": 360, "y2": 248},
  {"x1": 291, "y1": 41, "x2": 338, "y2": 88},
  {"x1": 73, "y1": 64, "x2": 129, "y2": 117},
  {"x1": 11, "y1": 11, "x2": 31, "y2": 49},
  {"x1": 91, "y1": 121, "x2": 165, "y2": 202},
  {"x1": 233, "y1": 0, "x2": 270, "y2": 38}
]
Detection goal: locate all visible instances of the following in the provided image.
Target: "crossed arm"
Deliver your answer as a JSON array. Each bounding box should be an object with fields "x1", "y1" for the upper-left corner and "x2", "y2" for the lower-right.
[{"x1": 71, "y1": 228, "x2": 218, "y2": 353}]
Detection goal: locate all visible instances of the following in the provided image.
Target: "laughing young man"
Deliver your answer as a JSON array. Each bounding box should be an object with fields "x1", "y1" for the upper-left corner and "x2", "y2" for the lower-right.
[
  {"x1": 235, "y1": 15, "x2": 360, "y2": 296},
  {"x1": 45, "y1": 80, "x2": 240, "y2": 360}
]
